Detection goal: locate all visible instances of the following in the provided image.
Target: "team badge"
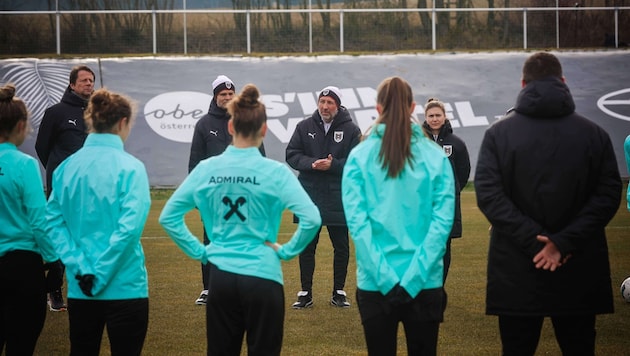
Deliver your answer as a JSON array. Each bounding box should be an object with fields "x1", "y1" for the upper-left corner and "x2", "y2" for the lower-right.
[
  {"x1": 225, "y1": 82, "x2": 232, "y2": 89},
  {"x1": 334, "y1": 131, "x2": 344, "y2": 143},
  {"x1": 443, "y1": 145, "x2": 453, "y2": 157}
]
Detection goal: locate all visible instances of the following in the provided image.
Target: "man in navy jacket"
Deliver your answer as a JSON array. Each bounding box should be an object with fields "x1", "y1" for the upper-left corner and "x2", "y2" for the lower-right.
[{"x1": 286, "y1": 86, "x2": 361, "y2": 309}]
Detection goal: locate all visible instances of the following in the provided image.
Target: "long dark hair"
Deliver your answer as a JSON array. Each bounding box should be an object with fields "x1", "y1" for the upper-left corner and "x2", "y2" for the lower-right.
[{"x1": 375, "y1": 76, "x2": 414, "y2": 178}]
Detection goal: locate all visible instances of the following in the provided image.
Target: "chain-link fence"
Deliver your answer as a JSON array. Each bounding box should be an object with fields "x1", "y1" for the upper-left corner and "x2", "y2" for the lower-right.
[{"x1": 1, "y1": 5, "x2": 628, "y2": 56}]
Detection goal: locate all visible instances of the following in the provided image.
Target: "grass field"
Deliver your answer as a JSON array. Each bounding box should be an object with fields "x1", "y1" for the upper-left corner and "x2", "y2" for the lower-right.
[{"x1": 35, "y1": 187, "x2": 630, "y2": 355}]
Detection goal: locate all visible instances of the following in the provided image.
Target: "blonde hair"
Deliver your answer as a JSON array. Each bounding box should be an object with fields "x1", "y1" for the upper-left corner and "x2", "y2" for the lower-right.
[{"x1": 424, "y1": 97, "x2": 446, "y2": 115}]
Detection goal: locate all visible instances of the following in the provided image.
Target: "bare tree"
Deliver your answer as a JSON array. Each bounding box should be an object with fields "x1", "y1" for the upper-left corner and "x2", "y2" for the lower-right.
[
  {"x1": 317, "y1": 0, "x2": 332, "y2": 34},
  {"x1": 417, "y1": 0, "x2": 431, "y2": 35}
]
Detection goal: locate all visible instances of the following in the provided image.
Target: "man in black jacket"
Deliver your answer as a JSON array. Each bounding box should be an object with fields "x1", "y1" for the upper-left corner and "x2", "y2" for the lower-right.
[
  {"x1": 475, "y1": 52, "x2": 621, "y2": 356},
  {"x1": 188, "y1": 75, "x2": 265, "y2": 305},
  {"x1": 35, "y1": 64, "x2": 95, "y2": 312},
  {"x1": 286, "y1": 86, "x2": 361, "y2": 309}
]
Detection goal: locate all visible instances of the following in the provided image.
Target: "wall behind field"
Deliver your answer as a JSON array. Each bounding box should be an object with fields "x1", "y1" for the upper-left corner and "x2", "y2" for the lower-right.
[{"x1": 1, "y1": 51, "x2": 629, "y2": 187}]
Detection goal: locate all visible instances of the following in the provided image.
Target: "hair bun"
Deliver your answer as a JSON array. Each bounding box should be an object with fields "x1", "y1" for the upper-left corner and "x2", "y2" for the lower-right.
[
  {"x1": 426, "y1": 97, "x2": 440, "y2": 103},
  {"x1": 238, "y1": 84, "x2": 260, "y2": 108},
  {"x1": 90, "y1": 90, "x2": 111, "y2": 109},
  {"x1": 0, "y1": 84, "x2": 16, "y2": 102}
]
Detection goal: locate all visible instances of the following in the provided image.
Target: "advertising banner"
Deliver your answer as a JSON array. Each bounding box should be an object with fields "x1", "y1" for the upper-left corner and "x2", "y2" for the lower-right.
[{"x1": 1, "y1": 51, "x2": 629, "y2": 187}]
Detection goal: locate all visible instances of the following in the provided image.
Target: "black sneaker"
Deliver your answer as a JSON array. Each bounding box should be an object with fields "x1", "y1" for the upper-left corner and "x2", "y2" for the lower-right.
[
  {"x1": 331, "y1": 290, "x2": 350, "y2": 308},
  {"x1": 195, "y1": 290, "x2": 208, "y2": 305},
  {"x1": 292, "y1": 291, "x2": 313, "y2": 309},
  {"x1": 48, "y1": 289, "x2": 67, "y2": 311}
]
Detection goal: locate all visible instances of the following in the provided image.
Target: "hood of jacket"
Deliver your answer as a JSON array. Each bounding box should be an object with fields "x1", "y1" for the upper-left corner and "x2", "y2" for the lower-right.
[
  {"x1": 310, "y1": 106, "x2": 352, "y2": 129},
  {"x1": 514, "y1": 77, "x2": 575, "y2": 118},
  {"x1": 60, "y1": 85, "x2": 89, "y2": 108},
  {"x1": 208, "y1": 99, "x2": 230, "y2": 120},
  {"x1": 422, "y1": 119, "x2": 453, "y2": 139}
]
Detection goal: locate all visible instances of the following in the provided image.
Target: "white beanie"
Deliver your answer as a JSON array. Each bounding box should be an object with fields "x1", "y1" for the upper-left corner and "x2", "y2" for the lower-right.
[
  {"x1": 318, "y1": 86, "x2": 342, "y2": 107},
  {"x1": 212, "y1": 75, "x2": 235, "y2": 96}
]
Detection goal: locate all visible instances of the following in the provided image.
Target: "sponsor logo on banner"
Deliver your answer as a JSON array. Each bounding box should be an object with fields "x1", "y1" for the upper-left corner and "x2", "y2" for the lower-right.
[
  {"x1": 597, "y1": 88, "x2": 630, "y2": 122},
  {"x1": 144, "y1": 91, "x2": 210, "y2": 143},
  {"x1": 143, "y1": 87, "x2": 491, "y2": 143}
]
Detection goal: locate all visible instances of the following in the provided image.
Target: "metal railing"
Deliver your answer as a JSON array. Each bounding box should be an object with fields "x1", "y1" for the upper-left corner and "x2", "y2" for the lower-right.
[{"x1": 1, "y1": 6, "x2": 628, "y2": 55}]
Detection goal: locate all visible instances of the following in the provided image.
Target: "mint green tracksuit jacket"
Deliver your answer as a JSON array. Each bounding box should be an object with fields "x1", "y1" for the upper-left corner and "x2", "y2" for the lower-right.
[
  {"x1": 159, "y1": 145, "x2": 321, "y2": 285},
  {"x1": 46, "y1": 134, "x2": 151, "y2": 300},
  {"x1": 341, "y1": 123, "x2": 455, "y2": 298},
  {"x1": 0, "y1": 142, "x2": 57, "y2": 261}
]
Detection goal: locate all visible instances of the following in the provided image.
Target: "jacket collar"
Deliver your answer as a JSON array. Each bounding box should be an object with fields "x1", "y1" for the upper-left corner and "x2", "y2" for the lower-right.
[
  {"x1": 84, "y1": 133, "x2": 124, "y2": 150},
  {"x1": 514, "y1": 77, "x2": 575, "y2": 118},
  {"x1": 61, "y1": 85, "x2": 89, "y2": 108}
]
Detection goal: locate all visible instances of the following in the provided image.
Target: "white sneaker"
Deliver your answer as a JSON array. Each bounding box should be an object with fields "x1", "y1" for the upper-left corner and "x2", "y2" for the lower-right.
[{"x1": 195, "y1": 290, "x2": 208, "y2": 305}]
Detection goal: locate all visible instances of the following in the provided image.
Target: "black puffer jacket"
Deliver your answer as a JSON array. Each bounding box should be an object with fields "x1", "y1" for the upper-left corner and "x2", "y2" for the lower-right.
[
  {"x1": 188, "y1": 100, "x2": 265, "y2": 172},
  {"x1": 475, "y1": 77, "x2": 621, "y2": 316},
  {"x1": 35, "y1": 86, "x2": 88, "y2": 194},
  {"x1": 422, "y1": 120, "x2": 470, "y2": 238},
  {"x1": 286, "y1": 107, "x2": 361, "y2": 225}
]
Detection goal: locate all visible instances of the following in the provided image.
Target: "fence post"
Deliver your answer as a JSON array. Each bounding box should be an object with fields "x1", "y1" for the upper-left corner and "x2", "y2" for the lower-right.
[
  {"x1": 309, "y1": 1, "x2": 313, "y2": 53},
  {"x1": 340, "y1": 10, "x2": 344, "y2": 53},
  {"x1": 614, "y1": 7, "x2": 619, "y2": 48},
  {"x1": 183, "y1": 0, "x2": 188, "y2": 55},
  {"x1": 152, "y1": 9, "x2": 157, "y2": 54},
  {"x1": 556, "y1": 0, "x2": 559, "y2": 48},
  {"x1": 523, "y1": 8, "x2": 527, "y2": 50},
  {"x1": 56, "y1": 9, "x2": 61, "y2": 55},
  {"x1": 431, "y1": 7, "x2": 436, "y2": 50},
  {"x1": 247, "y1": 11, "x2": 251, "y2": 54}
]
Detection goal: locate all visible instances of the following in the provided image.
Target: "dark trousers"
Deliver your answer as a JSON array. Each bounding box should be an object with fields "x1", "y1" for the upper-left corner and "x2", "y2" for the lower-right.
[
  {"x1": 201, "y1": 229, "x2": 210, "y2": 289},
  {"x1": 441, "y1": 238, "x2": 452, "y2": 311},
  {"x1": 498, "y1": 314, "x2": 596, "y2": 356},
  {"x1": 0, "y1": 250, "x2": 47, "y2": 356},
  {"x1": 356, "y1": 288, "x2": 443, "y2": 356},
  {"x1": 206, "y1": 264, "x2": 285, "y2": 356},
  {"x1": 68, "y1": 298, "x2": 149, "y2": 356},
  {"x1": 442, "y1": 238, "x2": 452, "y2": 283},
  {"x1": 299, "y1": 225, "x2": 349, "y2": 293}
]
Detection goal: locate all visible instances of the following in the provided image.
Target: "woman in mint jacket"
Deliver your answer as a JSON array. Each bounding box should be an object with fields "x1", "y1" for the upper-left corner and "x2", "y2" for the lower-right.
[
  {"x1": 46, "y1": 88, "x2": 151, "y2": 356},
  {"x1": 159, "y1": 84, "x2": 321, "y2": 356},
  {"x1": 341, "y1": 77, "x2": 455, "y2": 356},
  {"x1": 0, "y1": 84, "x2": 60, "y2": 355}
]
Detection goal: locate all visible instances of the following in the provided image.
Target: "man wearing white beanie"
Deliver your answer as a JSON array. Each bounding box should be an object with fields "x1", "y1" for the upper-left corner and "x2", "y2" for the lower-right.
[
  {"x1": 286, "y1": 85, "x2": 361, "y2": 309},
  {"x1": 188, "y1": 74, "x2": 265, "y2": 305}
]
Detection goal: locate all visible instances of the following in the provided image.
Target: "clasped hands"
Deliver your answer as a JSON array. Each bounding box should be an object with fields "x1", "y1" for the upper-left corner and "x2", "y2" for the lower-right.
[
  {"x1": 311, "y1": 154, "x2": 333, "y2": 170},
  {"x1": 532, "y1": 235, "x2": 571, "y2": 272},
  {"x1": 76, "y1": 274, "x2": 96, "y2": 297}
]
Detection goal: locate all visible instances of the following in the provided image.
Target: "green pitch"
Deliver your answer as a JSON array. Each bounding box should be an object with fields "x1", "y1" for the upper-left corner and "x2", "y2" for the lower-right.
[{"x1": 35, "y1": 187, "x2": 630, "y2": 355}]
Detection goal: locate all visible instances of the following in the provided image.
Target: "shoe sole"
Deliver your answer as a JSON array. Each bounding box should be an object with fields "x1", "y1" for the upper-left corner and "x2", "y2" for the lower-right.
[
  {"x1": 330, "y1": 301, "x2": 350, "y2": 308},
  {"x1": 195, "y1": 301, "x2": 207, "y2": 305},
  {"x1": 292, "y1": 302, "x2": 313, "y2": 309}
]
